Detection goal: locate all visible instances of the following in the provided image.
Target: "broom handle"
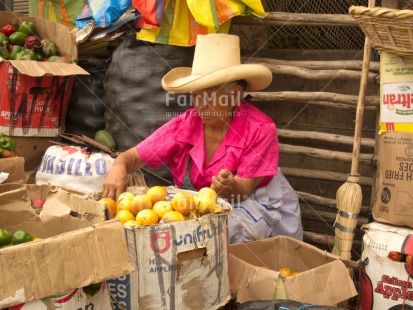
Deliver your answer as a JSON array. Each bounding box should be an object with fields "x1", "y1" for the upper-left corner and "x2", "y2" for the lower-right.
[{"x1": 350, "y1": 0, "x2": 375, "y2": 176}]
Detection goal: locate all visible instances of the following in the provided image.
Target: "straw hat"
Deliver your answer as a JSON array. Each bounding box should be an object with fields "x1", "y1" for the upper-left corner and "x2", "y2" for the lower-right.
[{"x1": 161, "y1": 34, "x2": 272, "y2": 93}]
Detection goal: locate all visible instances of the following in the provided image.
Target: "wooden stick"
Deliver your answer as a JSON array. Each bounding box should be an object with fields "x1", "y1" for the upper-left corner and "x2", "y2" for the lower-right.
[
  {"x1": 242, "y1": 57, "x2": 380, "y2": 72},
  {"x1": 279, "y1": 143, "x2": 375, "y2": 165},
  {"x1": 281, "y1": 167, "x2": 373, "y2": 186},
  {"x1": 296, "y1": 191, "x2": 370, "y2": 215},
  {"x1": 232, "y1": 12, "x2": 358, "y2": 27},
  {"x1": 265, "y1": 64, "x2": 379, "y2": 81},
  {"x1": 278, "y1": 129, "x2": 376, "y2": 148},
  {"x1": 351, "y1": 38, "x2": 373, "y2": 176},
  {"x1": 303, "y1": 231, "x2": 362, "y2": 251},
  {"x1": 301, "y1": 209, "x2": 369, "y2": 226},
  {"x1": 249, "y1": 91, "x2": 380, "y2": 106}
]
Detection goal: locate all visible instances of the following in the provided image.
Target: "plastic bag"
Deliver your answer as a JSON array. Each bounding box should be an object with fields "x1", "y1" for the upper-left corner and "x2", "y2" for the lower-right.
[{"x1": 76, "y1": 0, "x2": 132, "y2": 29}]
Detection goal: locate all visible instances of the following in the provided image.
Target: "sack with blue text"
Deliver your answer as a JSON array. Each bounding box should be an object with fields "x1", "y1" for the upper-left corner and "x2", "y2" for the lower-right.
[{"x1": 35, "y1": 145, "x2": 114, "y2": 194}]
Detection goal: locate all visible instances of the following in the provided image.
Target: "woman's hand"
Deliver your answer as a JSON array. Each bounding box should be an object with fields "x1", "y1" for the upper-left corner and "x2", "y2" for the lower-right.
[
  {"x1": 102, "y1": 148, "x2": 144, "y2": 200},
  {"x1": 211, "y1": 169, "x2": 234, "y2": 196},
  {"x1": 211, "y1": 169, "x2": 264, "y2": 202},
  {"x1": 102, "y1": 164, "x2": 128, "y2": 200}
]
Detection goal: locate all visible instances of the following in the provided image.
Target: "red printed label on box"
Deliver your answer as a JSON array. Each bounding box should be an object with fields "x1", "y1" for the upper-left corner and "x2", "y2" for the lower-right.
[{"x1": 0, "y1": 62, "x2": 74, "y2": 137}]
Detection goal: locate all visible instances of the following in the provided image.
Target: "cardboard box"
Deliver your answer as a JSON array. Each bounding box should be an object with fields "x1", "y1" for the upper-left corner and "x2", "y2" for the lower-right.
[
  {"x1": 360, "y1": 222, "x2": 413, "y2": 309},
  {"x1": 13, "y1": 137, "x2": 54, "y2": 171},
  {"x1": 7, "y1": 282, "x2": 111, "y2": 310},
  {"x1": 228, "y1": 236, "x2": 357, "y2": 306},
  {"x1": 0, "y1": 184, "x2": 134, "y2": 308},
  {"x1": 107, "y1": 187, "x2": 231, "y2": 310},
  {"x1": 0, "y1": 12, "x2": 89, "y2": 137},
  {"x1": 0, "y1": 157, "x2": 26, "y2": 183},
  {"x1": 374, "y1": 131, "x2": 413, "y2": 228},
  {"x1": 379, "y1": 52, "x2": 413, "y2": 133}
]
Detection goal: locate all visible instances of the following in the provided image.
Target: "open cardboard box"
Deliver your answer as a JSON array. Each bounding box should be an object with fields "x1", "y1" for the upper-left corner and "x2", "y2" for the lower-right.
[
  {"x1": 107, "y1": 186, "x2": 232, "y2": 310},
  {"x1": 0, "y1": 157, "x2": 26, "y2": 183},
  {"x1": 0, "y1": 184, "x2": 134, "y2": 308},
  {"x1": 0, "y1": 12, "x2": 89, "y2": 137},
  {"x1": 229, "y1": 235, "x2": 358, "y2": 306}
]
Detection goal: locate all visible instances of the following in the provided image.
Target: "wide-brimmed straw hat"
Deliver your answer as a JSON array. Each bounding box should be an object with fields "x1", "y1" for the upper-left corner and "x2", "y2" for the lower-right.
[{"x1": 161, "y1": 34, "x2": 272, "y2": 93}]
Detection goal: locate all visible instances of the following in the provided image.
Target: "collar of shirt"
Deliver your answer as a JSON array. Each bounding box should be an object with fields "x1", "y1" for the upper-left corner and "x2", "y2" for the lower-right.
[{"x1": 175, "y1": 102, "x2": 248, "y2": 172}]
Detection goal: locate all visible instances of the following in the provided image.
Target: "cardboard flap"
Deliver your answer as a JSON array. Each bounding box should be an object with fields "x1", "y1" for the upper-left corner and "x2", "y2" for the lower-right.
[
  {"x1": 229, "y1": 255, "x2": 279, "y2": 302},
  {"x1": 286, "y1": 260, "x2": 357, "y2": 306},
  {"x1": 0, "y1": 220, "x2": 134, "y2": 308},
  {"x1": 0, "y1": 157, "x2": 26, "y2": 184},
  {"x1": 2, "y1": 59, "x2": 89, "y2": 77}
]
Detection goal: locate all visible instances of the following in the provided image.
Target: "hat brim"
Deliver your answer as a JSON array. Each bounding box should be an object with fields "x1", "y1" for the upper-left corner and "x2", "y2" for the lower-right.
[{"x1": 161, "y1": 64, "x2": 273, "y2": 93}]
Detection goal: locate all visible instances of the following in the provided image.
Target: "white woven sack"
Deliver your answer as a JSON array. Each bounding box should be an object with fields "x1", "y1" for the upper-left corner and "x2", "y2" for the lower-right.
[{"x1": 36, "y1": 145, "x2": 115, "y2": 194}]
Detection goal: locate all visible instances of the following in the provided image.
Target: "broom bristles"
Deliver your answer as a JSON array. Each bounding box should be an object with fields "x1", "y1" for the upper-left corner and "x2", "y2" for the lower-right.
[{"x1": 333, "y1": 176, "x2": 362, "y2": 260}]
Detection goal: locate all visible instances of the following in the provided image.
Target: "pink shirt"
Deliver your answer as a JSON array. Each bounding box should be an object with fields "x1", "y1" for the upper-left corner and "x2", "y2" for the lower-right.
[{"x1": 136, "y1": 101, "x2": 279, "y2": 190}]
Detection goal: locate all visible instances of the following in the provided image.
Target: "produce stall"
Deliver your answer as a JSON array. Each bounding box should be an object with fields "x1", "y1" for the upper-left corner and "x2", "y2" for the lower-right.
[{"x1": 0, "y1": 0, "x2": 413, "y2": 309}]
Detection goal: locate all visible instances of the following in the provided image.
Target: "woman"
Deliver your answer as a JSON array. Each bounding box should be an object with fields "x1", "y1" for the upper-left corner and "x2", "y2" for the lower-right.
[{"x1": 103, "y1": 34, "x2": 303, "y2": 243}]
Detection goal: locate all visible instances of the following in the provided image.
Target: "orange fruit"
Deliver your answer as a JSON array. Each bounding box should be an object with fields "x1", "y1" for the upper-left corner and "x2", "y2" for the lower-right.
[
  {"x1": 198, "y1": 187, "x2": 218, "y2": 202},
  {"x1": 99, "y1": 197, "x2": 118, "y2": 217},
  {"x1": 118, "y1": 198, "x2": 134, "y2": 213},
  {"x1": 197, "y1": 195, "x2": 215, "y2": 216},
  {"x1": 131, "y1": 194, "x2": 153, "y2": 216},
  {"x1": 146, "y1": 186, "x2": 168, "y2": 204},
  {"x1": 277, "y1": 267, "x2": 293, "y2": 277},
  {"x1": 214, "y1": 204, "x2": 223, "y2": 213},
  {"x1": 161, "y1": 211, "x2": 185, "y2": 223},
  {"x1": 171, "y1": 191, "x2": 195, "y2": 215},
  {"x1": 124, "y1": 220, "x2": 140, "y2": 227},
  {"x1": 117, "y1": 192, "x2": 135, "y2": 203},
  {"x1": 152, "y1": 201, "x2": 173, "y2": 219},
  {"x1": 136, "y1": 209, "x2": 159, "y2": 225},
  {"x1": 407, "y1": 255, "x2": 412, "y2": 266},
  {"x1": 116, "y1": 210, "x2": 135, "y2": 224},
  {"x1": 290, "y1": 271, "x2": 301, "y2": 276}
]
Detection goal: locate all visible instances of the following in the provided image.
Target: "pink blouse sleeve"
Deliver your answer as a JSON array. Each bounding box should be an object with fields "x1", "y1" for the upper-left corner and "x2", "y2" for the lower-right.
[
  {"x1": 236, "y1": 122, "x2": 279, "y2": 178},
  {"x1": 136, "y1": 117, "x2": 182, "y2": 168}
]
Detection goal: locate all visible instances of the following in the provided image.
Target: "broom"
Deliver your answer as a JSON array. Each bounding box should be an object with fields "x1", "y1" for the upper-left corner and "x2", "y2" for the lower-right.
[{"x1": 332, "y1": 0, "x2": 376, "y2": 261}]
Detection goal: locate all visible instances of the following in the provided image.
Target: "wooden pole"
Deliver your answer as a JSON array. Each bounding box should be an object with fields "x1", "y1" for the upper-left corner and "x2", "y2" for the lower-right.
[
  {"x1": 233, "y1": 12, "x2": 358, "y2": 27},
  {"x1": 242, "y1": 57, "x2": 380, "y2": 72},
  {"x1": 265, "y1": 64, "x2": 379, "y2": 81},
  {"x1": 277, "y1": 129, "x2": 376, "y2": 148},
  {"x1": 250, "y1": 91, "x2": 379, "y2": 106}
]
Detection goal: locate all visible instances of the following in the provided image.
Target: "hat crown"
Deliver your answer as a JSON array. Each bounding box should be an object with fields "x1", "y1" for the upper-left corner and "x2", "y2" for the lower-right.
[{"x1": 192, "y1": 34, "x2": 241, "y2": 76}]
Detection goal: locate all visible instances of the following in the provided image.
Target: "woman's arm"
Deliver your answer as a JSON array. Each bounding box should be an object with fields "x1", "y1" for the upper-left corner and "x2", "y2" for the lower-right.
[
  {"x1": 102, "y1": 147, "x2": 144, "y2": 200},
  {"x1": 211, "y1": 169, "x2": 264, "y2": 202}
]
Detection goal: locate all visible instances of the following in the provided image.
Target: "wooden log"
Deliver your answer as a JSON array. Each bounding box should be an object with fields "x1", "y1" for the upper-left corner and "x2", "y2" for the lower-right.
[
  {"x1": 265, "y1": 64, "x2": 379, "y2": 82},
  {"x1": 301, "y1": 209, "x2": 369, "y2": 226},
  {"x1": 278, "y1": 129, "x2": 376, "y2": 148},
  {"x1": 303, "y1": 231, "x2": 363, "y2": 253},
  {"x1": 242, "y1": 57, "x2": 380, "y2": 72},
  {"x1": 250, "y1": 91, "x2": 380, "y2": 106},
  {"x1": 296, "y1": 191, "x2": 370, "y2": 215},
  {"x1": 281, "y1": 167, "x2": 373, "y2": 186},
  {"x1": 233, "y1": 12, "x2": 358, "y2": 27},
  {"x1": 279, "y1": 143, "x2": 375, "y2": 165},
  {"x1": 284, "y1": 100, "x2": 378, "y2": 111}
]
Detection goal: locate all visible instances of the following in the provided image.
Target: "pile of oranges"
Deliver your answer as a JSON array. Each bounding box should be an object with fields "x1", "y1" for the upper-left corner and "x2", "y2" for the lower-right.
[{"x1": 99, "y1": 186, "x2": 223, "y2": 227}]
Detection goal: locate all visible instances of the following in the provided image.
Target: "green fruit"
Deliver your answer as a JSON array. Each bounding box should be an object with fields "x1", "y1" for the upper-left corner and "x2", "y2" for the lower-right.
[
  {"x1": 15, "y1": 49, "x2": 35, "y2": 60},
  {"x1": 0, "y1": 229, "x2": 12, "y2": 246},
  {"x1": 41, "y1": 39, "x2": 57, "y2": 57},
  {"x1": 9, "y1": 45, "x2": 23, "y2": 60},
  {"x1": 0, "y1": 33, "x2": 9, "y2": 46},
  {"x1": 33, "y1": 50, "x2": 44, "y2": 61},
  {"x1": 47, "y1": 55, "x2": 60, "y2": 62},
  {"x1": 12, "y1": 229, "x2": 33, "y2": 245},
  {"x1": 19, "y1": 21, "x2": 36, "y2": 36},
  {"x1": 0, "y1": 45, "x2": 10, "y2": 60},
  {"x1": 8, "y1": 32, "x2": 27, "y2": 45},
  {"x1": 95, "y1": 130, "x2": 116, "y2": 149}
]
